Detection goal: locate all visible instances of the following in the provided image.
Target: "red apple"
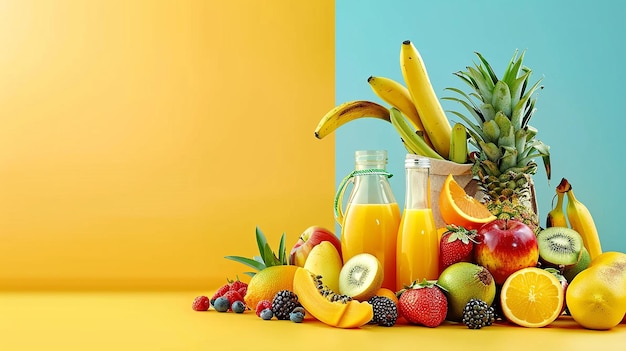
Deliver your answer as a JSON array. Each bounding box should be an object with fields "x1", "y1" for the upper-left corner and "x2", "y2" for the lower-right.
[
  {"x1": 289, "y1": 226, "x2": 342, "y2": 267},
  {"x1": 474, "y1": 219, "x2": 539, "y2": 285}
]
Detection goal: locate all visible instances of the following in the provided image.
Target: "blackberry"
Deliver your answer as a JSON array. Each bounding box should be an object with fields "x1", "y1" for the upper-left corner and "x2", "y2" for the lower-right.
[
  {"x1": 271, "y1": 290, "x2": 301, "y2": 320},
  {"x1": 368, "y1": 296, "x2": 398, "y2": 327},
  {"x1": 462, "y1": 298, "x2": 496, "y2": 329}
]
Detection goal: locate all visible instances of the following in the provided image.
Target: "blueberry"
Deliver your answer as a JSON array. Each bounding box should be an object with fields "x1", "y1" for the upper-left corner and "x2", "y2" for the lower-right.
[
  {"x1": 289, "y1": 311, "x2": 304, "y2": 323},
  {"x1": 260, "y1": 308, "x2": 273, "y2": 320},
  {"x1": 213, "y1": 296, "x2": 230, "y2": 312},
  {"x1": 232, "y1": 300, "x2": 246, "y2": 314},
  {"x1": 291, "y1": 306, "x2": 306, "y2": 316}
]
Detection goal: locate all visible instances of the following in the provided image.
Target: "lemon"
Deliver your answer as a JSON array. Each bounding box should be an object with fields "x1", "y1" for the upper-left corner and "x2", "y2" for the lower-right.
[
  {"x1": 566, "y1": 263, "x2": 626, "y2": 330},
  {"x1": 244, "y1": 265, "x2": 299, "y2": 310}
]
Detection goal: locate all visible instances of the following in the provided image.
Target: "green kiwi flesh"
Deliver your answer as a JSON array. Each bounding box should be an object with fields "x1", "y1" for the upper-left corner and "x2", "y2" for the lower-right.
[
  {"x1": 537, "y1": 227, "x2": 583, "y2": 268},
  {"x1": 338, "y1": 253, "x2": 383, "y2": 301}
]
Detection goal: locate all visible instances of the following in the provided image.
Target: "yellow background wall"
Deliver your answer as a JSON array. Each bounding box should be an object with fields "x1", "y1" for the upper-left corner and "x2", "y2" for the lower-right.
[{"x1": 0, "y1": 0, "x2": 335, "y2": 290}]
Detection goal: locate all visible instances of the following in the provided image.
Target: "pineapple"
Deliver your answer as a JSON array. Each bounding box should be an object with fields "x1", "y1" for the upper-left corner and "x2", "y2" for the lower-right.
[
  {"x1": 445, "y1": 50, "x2": 550, "y2": 233},
  {"x1": 225, "y1": 226, "x2": 288, "y2": 277}
]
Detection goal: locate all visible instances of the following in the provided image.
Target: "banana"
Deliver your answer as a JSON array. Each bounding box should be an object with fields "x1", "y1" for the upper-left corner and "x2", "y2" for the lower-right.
[
  {"x1": 367, "y1": 76, "x2": 433, "y2": 148},
  {"x1": 449, "y1": 122, "x2": 468, "y2": 164},
  {"x1": 545, "y1": 191, "x2": 568, "y2": 228},
  {"x1": 400, "y1": 40, "x2": 451, "y2": 159},
  {"x1": 314, "y1": 100, "x2": 390, "y2": 139},
  {"x1": 557, "y1": 178, "x2": 602, "y2": 260},
  {"x1": 389, "y1": 107, "x2": 443, "y2": 160}
]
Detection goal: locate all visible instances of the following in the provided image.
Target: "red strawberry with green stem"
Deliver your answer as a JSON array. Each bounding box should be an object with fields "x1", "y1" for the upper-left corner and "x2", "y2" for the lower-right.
[
  {"x1": 397, "y1": 280, "x2": 448, "y2": 327},
  {"x1": 439, "y1": 225, "x2": 478, "y2": 272}
]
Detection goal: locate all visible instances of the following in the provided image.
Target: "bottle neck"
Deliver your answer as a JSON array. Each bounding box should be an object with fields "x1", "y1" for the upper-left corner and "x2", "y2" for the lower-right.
[
  {"x1": 349, "y1": 165, "x2": 396, "y2": 205},
  {"x1": 404, "y1": 166, "x2": 430, "y2": 210}
]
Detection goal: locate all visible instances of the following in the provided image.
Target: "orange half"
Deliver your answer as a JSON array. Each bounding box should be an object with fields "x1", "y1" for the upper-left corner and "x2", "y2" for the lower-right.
[
  {"x1": 500, "y1": 267, "x2": 564, "y2": 328},
  {"x1": 438, "y1": 174, "x2": 496, "y2": 230}
]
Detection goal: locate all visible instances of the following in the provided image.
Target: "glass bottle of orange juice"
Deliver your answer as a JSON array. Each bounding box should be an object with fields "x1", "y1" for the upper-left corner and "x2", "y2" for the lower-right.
[
  {"x1": 396, "y1": 155, "x2": 439, "y2": 291},
  {"x1": 335, "y1": 150, "x2": 400, "y2": 291}
]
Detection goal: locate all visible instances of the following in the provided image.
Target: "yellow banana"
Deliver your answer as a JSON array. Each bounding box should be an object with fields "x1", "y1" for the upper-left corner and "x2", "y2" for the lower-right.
[
  {"x1": 449, "y1": 122, "x2": 468, "y2": 164},
  {"x1": 314, "y1": 100, "x2": 390, "y2": 139},
  {"x1": 557, "y1": 178, "x2": 602, "y2": 260},
  {"x1": 366, "y1": 76, "x2": 433, "y2": 148},
  {"x1": 400, "y1": 40, "x2": 452, "y2": 159},
  {"x1": 389, "y1": 107, "x2": 443, "y2": 160},
  {"x1": 545, "y1": 191, "x2": 568, "y2": 228}
]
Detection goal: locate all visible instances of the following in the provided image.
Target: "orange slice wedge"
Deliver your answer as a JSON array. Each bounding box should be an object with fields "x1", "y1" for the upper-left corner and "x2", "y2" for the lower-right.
[
  {"x1": 500, "y1": 267, "x2": 565, "y2": 328},
  {"x1": 438, "y1": 174, "x2": 496, "y2": 230}
]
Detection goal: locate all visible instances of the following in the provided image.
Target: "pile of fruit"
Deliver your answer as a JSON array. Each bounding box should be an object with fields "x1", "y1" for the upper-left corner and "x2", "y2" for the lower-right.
[{"x1": 191, "y1": 41, "x2": 626, "y2": 331}]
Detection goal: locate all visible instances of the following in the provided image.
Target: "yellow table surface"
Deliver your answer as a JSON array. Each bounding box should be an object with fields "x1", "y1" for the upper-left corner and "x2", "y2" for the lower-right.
[{"x1": 1, "y1": 290, "x2": 624, "y2": 351}]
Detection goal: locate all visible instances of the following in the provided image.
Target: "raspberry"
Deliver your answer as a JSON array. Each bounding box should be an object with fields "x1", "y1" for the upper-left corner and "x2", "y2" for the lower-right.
[
  {"x1": 229, "y1": 279, "x2": 248, "y2": 292},
  {"x1": 192, "y1": 296, "x2": 210, "y2": 311},
  {"x1": 210, "y1": 284, "x2": 231, "y2": 305},
  {"x1": 222, "y1": 290, "x2": 243, "y2": 310},
  {"x1": 237, "y1": 286, "x2": 247, "y2": 298},
  {"x1": 256, "y1": 300, "x2": 272, "y2": 317}
]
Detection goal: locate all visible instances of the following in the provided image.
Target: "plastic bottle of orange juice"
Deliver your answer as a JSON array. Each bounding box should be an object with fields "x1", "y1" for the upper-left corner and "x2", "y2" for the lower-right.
[
  {"x1": 335, "y1": 150, "x2": 400, "y2": 290},
  {"x1": 396, "y1": 155, "x2": 439, "y2": 291}
]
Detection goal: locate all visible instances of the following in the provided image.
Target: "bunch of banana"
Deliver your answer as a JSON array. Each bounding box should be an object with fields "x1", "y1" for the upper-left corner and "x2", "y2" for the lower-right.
[
  {"x1": 547, "y1": 178, "x2": 602, "y2": 260},
  {"x1": 313, "y1": 40, "x2": 468, "y2": 163}
]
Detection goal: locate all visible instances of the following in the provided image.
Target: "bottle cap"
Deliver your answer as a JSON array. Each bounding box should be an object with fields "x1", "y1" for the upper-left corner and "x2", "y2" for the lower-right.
[{"x1": 405, "y1": 154, "x2": 430, "y2": 168}]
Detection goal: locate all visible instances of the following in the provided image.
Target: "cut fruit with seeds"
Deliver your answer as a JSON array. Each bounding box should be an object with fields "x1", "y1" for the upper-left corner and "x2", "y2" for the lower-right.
[
  {"x1": 338, "y1": 253, "x2": 383, "y2": 301},
  {"x1": 500, "y1": 267, "x2": 564, "y2": 328},
  {"x1": 439, "y1": 174, "x2": 497, "y2": 230}
]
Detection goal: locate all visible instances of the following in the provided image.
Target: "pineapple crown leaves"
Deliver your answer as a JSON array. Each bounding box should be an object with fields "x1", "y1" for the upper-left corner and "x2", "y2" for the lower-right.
[
  {"x1": 443, "y1": 224, "x2": 478, "y2": 244},
  {"x1": 443, "y1": 49, "x2": 551, "y2": 180},
  {"x1": 224, "y1": 226, "x2": 288, "y2": 277}
]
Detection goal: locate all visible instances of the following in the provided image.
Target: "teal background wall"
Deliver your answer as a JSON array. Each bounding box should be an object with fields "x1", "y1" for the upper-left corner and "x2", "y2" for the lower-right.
[{"x1": 335, "y1": 0, "x2": 626, "y2": 253}]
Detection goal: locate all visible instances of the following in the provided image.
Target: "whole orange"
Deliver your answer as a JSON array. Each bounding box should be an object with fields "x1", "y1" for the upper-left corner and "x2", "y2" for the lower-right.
[{"x1": 244, "y1": 265, "x2": 299, "y2": 310}]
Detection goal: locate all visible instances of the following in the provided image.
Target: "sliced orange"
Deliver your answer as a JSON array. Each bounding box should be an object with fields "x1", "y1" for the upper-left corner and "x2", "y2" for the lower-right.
[
  {"x1": 438, "y1": 174, "x2": 496, "y2": 230},
  {"x1": 500, "y1": 267, "x2": 564, "y2": 328}
]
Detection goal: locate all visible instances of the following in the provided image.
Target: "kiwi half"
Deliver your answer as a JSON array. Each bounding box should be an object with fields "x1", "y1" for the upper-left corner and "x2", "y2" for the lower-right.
[
  {"x1": 537, "y1": 227, "x2": 583, "y2": 268},
  {"x1": 338, "y1": 253, "x2": 383, "y2": 301}
]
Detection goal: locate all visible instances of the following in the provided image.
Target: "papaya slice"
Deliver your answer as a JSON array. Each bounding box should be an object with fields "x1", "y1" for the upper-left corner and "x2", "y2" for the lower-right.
[{"x1": 292, "y1": 267, "x2": 373, "y2": 328}]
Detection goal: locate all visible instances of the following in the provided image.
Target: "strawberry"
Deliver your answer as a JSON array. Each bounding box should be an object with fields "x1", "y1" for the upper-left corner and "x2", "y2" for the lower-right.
[
  {"x1": 222, "y1": 290, "x2": 244, "y2": 311},
  {"x1": 192, "y1": 296, "x2": 210, "y2": 311},
  {"x1": 237, "y1": 286, "x2": 247, "y2": 298},
  {"x1": 397, "y1": 280, "x2": 447, "y2": 327},
  {"x1": 210, "y1": 283, "x2": 231, "y2": 305},
  {"x1": 439, "y1": 225, "x2": 477, "y2": 271}
]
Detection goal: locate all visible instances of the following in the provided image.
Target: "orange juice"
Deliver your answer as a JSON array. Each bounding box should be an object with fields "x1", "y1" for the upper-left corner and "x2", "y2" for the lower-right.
[
  {"x1": 341, "y1": 202, "x2": 401, "y2": 290},
  {"x1": 396, "y1": 208, "x2": 439, "y2": 290}
]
